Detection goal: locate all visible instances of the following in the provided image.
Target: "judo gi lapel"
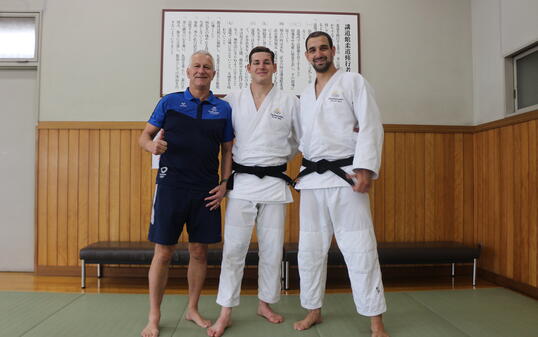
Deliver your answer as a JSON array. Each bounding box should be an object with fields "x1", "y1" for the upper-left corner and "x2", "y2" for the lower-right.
[{"x1": 301, "y1": 70, "x2": 344, "y2": 157}]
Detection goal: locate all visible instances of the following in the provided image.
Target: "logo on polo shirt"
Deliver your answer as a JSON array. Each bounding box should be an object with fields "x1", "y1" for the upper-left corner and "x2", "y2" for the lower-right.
[
  {"x1": 328, "y1": 91, "x2": 344, "y2": 103},
  {"x1": 180, "y1": 102, "x2": 188, "y2": 108},
  {"x1": 208, "y1": 106, "x2": 220, "y2": 115},
  {"x1": 159, "y1": 166, "x2": 168, "y2": 178},
  {"x1": 271, "y1": 108, "x2": 284, "y2": 120}
]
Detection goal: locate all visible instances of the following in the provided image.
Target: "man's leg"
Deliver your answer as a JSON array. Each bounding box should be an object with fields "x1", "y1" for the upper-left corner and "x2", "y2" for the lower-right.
[
  {"x1": 294, "y1": 189, "x2": 333, "y2": 330},
  {"x1": 256, "y1": 203, "x2": 285, "y2": 323},
  {"x1": 331, "y1": 187, "x2": 388, "y2": 337},
  {"x1": 141, "y1": 244, "x2": 176, "y2": 337},
  {"x1": 185, "y1": 242, "x2": 211, "y2": 328},
  {"x1": 208, "y1": 199, "x2": 256, "y2": 337}
]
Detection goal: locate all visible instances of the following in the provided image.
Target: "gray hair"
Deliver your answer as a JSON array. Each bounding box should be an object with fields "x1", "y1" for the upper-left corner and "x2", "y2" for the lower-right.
[{"x1": 189, "y1": 50, "x2": 215, "y2": 70}]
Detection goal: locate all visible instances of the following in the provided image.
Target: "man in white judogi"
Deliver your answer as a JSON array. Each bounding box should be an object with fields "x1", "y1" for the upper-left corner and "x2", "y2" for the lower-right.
[
  {"x1": 293, "y1": 31, "x2": 389, "y2": 337},
  {"x1": 208, "y1": 46, "x2": 300, "y2": 337}
]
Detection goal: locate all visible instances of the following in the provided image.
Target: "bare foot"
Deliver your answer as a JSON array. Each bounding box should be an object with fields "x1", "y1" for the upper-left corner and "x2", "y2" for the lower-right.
[
  {"x1": 293, "y1": 309, "x2": 322, "y2": 330},
  {"x1": 207, "y1": 311, "x2": 232, "y2": 337},
  {"x1": 185, "y1": 308, "x2": 211, "y2": 328},
  {"x1": 141, "y1": 321, "x2": 159, "y2": 337},
  {"x1": 257, "y1": 301, "x2": 284, "y2": 323},
  {"x1": 371, "y1": 315, "x2": 389, "y2": 337}
]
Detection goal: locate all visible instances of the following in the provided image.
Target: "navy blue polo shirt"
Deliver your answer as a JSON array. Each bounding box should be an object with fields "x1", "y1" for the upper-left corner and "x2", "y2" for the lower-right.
[{"x1": 148, "y1": 88, "x2": 234, "y2": 191}]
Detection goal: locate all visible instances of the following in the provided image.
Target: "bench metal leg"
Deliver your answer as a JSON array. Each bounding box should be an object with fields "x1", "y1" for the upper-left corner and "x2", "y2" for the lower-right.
[
  {"x1": 473, "y1": 258, "x2": 477, "y2": 286},
  {"x1": 97, "y1": 264, "x2": 102, "y2": 278},
  {"x1": 285, "y1": 261, "x2": 290, "y2": 290},
  {"x1": 81, "y1": 260, "x2": 86, "y2": 289},
  {"x1": 451, "y1": 263, "x2": 455, "y2": 277},
  {"x1": 281, "y1": 261, "x2": 285, "y2": 290}
]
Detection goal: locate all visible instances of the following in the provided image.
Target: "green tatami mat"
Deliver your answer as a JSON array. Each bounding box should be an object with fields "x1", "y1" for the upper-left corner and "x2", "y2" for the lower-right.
[
  {"x1": 318, "y1": 292, "x2": 471, "y2": 337},
  {"x1": 0, "y1": 291, "x2": 81, "y2": 337},
  {"x1": 408, "y1": 288, "x2": 538, "y2": 337},
  {"x1": 2, "y1": 289, "x2": 538, "y2": 337},
  {"x1": 173, "y1": 295, "x2": 320, "y2": 337},
  {"x1": 21, "y1": 293, "x2": 187, "y2": 337}
]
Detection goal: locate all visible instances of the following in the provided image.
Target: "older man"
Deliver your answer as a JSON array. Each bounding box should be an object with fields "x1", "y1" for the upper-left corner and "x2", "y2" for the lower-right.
[
  {"x1": 139, "y1": 51, "x2": 233, "y2": 337},
  {"x1": 293, "y1": 32, "x2": 389, "y2": 337}
]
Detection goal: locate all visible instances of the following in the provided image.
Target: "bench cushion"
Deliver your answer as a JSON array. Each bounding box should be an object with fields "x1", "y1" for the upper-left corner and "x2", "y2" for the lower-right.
[
  {"x1": 80, "y1": 241, "x2": 261, "y2": 266},
  {"x1": 283, "y1": 241, "x2": 480, "y2": 266}
]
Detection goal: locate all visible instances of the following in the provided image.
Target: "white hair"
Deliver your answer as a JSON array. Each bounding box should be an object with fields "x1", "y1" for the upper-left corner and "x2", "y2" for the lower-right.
[{"x1": 189, "y1": 50, "x2": 215, "y2": 70}]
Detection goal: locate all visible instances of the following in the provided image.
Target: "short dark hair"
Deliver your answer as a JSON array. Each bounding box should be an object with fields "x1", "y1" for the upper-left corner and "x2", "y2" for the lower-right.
[
  {"x1": 249, "y1": 46, "x2": 275, "y2": 64},
  {"x1": 305, "y1": 31, "x2": 334, "y2": 50}
]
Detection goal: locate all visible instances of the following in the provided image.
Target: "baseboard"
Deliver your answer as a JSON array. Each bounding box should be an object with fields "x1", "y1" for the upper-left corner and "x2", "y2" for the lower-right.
[{"x1": 478, "y1": 268, "x2": 538, "y2": 300}]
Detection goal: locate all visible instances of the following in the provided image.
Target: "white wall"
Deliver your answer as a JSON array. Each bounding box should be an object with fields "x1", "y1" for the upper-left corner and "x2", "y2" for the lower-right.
[
  {"x1": 0, "y1": 69, "x2": 37, "y2": 271},
  {"x1": 37, "y1": 0, "x2": 474, "y2": 125},
  {"x1": 472, "y1": 0, "x2": 538, "y2": 124},
  {"x1": 0, "y1": 0, "x2": 43, "y2": 271}
]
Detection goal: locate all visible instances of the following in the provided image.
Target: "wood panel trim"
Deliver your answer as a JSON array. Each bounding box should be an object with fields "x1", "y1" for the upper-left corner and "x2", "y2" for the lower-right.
[
  {"x1": 479, "y1": 268, "x2": 538, "y2": 300},
  {"x1": 38, "y1": 122, "x2": 146, "y2": 129},
  {"x1": 383, "y1": 124, "x2": 473, "y2": 133},
  {"x1": 474, "y1": 109, "x2": 538, "y2": 132}
]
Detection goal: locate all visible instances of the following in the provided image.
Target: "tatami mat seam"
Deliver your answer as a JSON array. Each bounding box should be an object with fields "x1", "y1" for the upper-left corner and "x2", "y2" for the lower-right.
[
  {"x1": 18, "y1": 293, "x2": 85, "y2": 337},
  {"x1": 402, "y1": 292, "x2": 474, "y2": 337},
  {"x1": 170, "y1": 298, "x2": 190, "y2": 337}
]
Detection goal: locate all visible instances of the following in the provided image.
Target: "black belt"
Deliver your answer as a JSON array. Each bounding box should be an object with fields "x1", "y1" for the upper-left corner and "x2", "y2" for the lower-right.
[
  {"x1": 227, "y1": 161, "x2": 293, "y2": 190},
  {"x1": 294, "y1": 157, "x2": 355, "y2": 186}
]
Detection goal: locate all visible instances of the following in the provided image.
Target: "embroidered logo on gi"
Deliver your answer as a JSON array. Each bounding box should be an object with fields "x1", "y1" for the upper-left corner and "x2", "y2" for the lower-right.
[
  {"x1": 270, "y1": 108, "x2": 284, "y2": 120},
  {"x1": 180, "y1": 102, "x2": 188, "y2": 108},
  {"x1": 159, "y1": 166, "x2": 168, "y2": 178},
  {"x1": 208, "y1": 106, "x2": 220, "y2": 115},
  {"x1": 328, "y1": 91, "x2": 344, "y2": 103}
]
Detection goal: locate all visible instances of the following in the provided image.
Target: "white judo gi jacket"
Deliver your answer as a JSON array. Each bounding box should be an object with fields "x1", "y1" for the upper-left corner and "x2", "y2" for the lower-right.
[
  {"x1": 295, "y1": 69, "x2": 383, "y2": 189},
  {"x1": 224, "y1": 86, "x2": 300, "y2": 202}
]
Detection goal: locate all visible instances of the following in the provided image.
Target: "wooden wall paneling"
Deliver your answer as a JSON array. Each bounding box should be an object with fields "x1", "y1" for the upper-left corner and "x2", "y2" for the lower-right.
[
  {"x1": 37, "y1": 130, "x2": 48, "y2": 265},
  {"x1": 445, "y1": 134, "x2": 456, "y2": 241},
  {"x1": 528, "y1": 120, "x2": 538, "y2": 287},
  {"x1": 98, "y1": 130, "x2": 110, "y2": 241},
  {"x1": 130, "y1": 131, "x2": 142, "y2": 242},
  {"x1": 414, "y1": 133, "x2": 426, "y2": 242},
  {"x1": 46, "y1": 130, "x2": 58, "y2": 266},
  {"x1": 404, "y1": 133, "x2": 416, "y2": 241},
  {"x1": 463, "y1": 133, "x2": 474, "y2": 245},
  {"x1": 383, "y1": 133, "x2": 395, "y2": 242},
  {"x1": 287, "y1": 154, "x2": 301, "y2": 243},
  {"x1": 119, "y1": 130, "x2": 131, "y2": 241},
  {"x1": 77, "y1": 130, "x2": 89, "y2": 266},
  {"x1": 57, "y1": 130, "x2": 69, "y2": 266},
  {"x1": 394, "y1": 133, "x2": 406, "y2": 241},
  {"x1": 139, "y1": 150, "x2": 152, "y2": 242},
  {"x1": 491, "y1": 129, "x2": 501, "y2": 274},
  {"x1": 519, "y1": 123, "x2": 529, "y2": 284},
  {"x1": 433, "y1": 134, "x2": 445, "y2": 241},
  {"x1": 109, "y1": 130, "x2": 121, "y2": 241},
  {"x1": 454, "y1": 133, "x2": 464, "y2": 243},
  {"x1": 424, "y1": 133, "x2": 435, "y2": 241},
  {"x1": 88, "y1": 130, "x2": 100, "y2": 244},
  {"x1": 67, "y1": 130, "x2": 79, "y2": 266},
  {"x1": 500, "y1": 126, "x2": 514, "y2": 279}
]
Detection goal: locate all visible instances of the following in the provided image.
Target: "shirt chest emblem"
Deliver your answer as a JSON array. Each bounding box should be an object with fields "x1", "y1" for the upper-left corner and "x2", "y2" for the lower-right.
[
  {"x1": 179, "y1": 102, "x2": 188, "y2": 108},
  {"x1": 328, "y1": 91, "x2": 344, "y2": 103},
  {"x1": 270, "y1": 108, "x2": 284, "y2": 120},
  {"x1": 208, "y1": 106, "x2": 220, "y2": 115}
]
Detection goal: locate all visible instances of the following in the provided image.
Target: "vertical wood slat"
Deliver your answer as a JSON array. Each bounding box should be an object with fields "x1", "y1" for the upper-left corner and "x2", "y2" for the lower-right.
[{"x1": 57, "y1": 130, "x2": 69, "y2": 266}]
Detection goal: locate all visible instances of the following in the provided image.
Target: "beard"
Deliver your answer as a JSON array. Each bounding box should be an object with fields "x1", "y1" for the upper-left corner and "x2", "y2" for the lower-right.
[{"x1": 312, "y1": 57, "x2": 332, "y2": 73}]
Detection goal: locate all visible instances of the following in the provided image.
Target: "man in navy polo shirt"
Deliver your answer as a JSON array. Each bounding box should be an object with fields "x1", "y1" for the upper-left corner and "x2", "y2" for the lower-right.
[{"x1": 139, "y1": 50, "x2": 233, "y2": 337}]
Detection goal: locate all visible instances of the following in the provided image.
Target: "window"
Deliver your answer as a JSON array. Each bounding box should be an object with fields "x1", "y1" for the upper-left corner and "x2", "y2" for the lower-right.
[
  {"x1": 0, "y1": 13, "x2": 40, "y2": 66},
  {"x1": 512, "y1": 45, "x2": 538, "y2": 114}
]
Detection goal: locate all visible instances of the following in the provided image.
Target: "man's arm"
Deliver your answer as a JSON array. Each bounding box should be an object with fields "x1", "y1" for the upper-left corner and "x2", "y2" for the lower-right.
[
  {"x1": 204, "y1": 140, "x2": 233, "y2": 210},
  {"x1": 139, "y1": 123, "x2": 167, "y2": 155}
]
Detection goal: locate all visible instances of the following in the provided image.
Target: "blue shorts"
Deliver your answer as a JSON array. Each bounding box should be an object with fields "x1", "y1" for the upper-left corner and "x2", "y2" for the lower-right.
[{"x1": 148, "y1": 184, "x2": 222, "y2": 245}]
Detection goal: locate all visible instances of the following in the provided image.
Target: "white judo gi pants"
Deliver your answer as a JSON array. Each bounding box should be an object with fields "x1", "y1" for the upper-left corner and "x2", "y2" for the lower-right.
[
  {"x1": 216, "y1": 198, "x2": 285, "y2": 307},
  {"x1": 298, "y1": 187, "x2": 386, "y2": 316}
]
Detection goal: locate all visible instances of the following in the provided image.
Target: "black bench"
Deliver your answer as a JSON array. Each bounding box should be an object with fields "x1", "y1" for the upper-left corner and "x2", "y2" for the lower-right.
[
  {"x1": 79, "y1": 241, "x2": 264, "y2": 288},
  {"x1": 283, "y1": 241, "x2": 481, "y2": 289}
]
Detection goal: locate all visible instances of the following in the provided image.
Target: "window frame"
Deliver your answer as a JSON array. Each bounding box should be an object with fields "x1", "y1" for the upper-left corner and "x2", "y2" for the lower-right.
[
  {"x1": 512, "y1": 44, "x2": 538, "y2": 114},
  {"x1": 0, "y1": 12, "x2": 40, "y2": 67}
]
